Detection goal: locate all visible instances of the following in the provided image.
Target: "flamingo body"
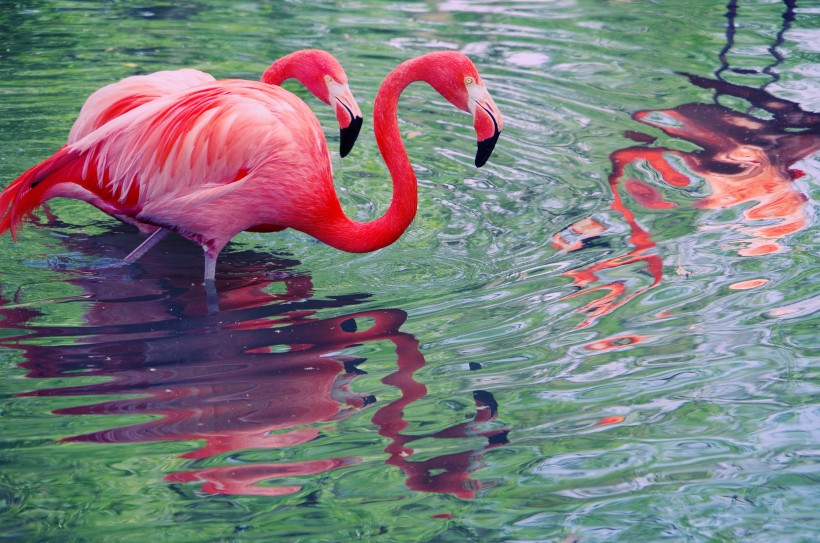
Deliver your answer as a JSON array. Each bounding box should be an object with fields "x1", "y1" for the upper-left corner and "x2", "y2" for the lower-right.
[
  {"x1": 16, "y1": 82, "x2": 336, "y2": 247},
  {"x1": 2, "y1": 50, "x2": 363, "y2": 260}
]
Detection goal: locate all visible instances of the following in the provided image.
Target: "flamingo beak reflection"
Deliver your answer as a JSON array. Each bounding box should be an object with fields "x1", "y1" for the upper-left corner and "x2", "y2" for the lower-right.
[{"x1": 472, "y1": 90, "x2": 503, "y2": 168}]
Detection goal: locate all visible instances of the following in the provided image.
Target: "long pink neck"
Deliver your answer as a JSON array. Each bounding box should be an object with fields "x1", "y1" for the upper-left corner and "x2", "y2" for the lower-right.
[{"x1": 309, "y1": 60, "x2": 423, "y2": 253}]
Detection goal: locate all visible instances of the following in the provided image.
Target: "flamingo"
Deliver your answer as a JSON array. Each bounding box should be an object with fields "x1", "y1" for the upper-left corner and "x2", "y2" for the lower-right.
[
  {"x1": 0, "y1": 51, "x2": 502, "y2": 284},
  {"x1": 60, "y1": 49, "x2": 364, "y2": 262}
]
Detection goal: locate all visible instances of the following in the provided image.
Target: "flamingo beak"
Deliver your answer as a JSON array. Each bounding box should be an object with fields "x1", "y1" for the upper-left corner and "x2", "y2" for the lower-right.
[
  {"x1": 331, "y1": 83, "x2": 363, "y2": 158},
  {"x1": 340, "y1": 115, "x2": 363, "y2": 158},
  {"x1": 471, "y1": 88, "x2": 503, "y2": 168}
]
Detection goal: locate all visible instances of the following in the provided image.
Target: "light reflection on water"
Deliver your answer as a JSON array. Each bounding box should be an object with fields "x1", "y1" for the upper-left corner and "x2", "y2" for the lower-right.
[{"x1": 0, "y1": 0, "x2": 818, "y2": 541}]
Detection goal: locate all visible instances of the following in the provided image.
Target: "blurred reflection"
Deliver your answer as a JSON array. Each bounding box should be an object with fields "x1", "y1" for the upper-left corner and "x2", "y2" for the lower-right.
[
  {"x1": 0, "y1": 232, "x2": 506, "y2": 498},
  {"x1": 553, "y1": 0, "x2": 818, "y2": 329},
  {"x1": 373, "y1": 354, "x2": 509, "y2": 499}
]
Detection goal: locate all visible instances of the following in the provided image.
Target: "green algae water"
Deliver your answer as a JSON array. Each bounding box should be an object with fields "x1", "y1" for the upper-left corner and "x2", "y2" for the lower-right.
[{"x1": 0, "y1": 1, "x2": 818, "y2": 542}]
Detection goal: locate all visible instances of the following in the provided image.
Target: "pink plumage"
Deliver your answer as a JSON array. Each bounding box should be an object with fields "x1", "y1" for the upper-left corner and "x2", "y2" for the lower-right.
[{"x1": 67, "y1": 69, "x2": 217, "y2": 145}]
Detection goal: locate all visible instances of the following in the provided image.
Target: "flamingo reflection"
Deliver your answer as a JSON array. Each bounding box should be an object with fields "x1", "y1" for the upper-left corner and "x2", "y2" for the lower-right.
[
  {"x1": 553, "y1": 0, "x2": 818, "y2": 329},
  {"x1": 373, "y1": 345, "x2": 509, "y2": 499},
  {"x1": 1, "y1": 233, "x2": 506, "y2": 498}
]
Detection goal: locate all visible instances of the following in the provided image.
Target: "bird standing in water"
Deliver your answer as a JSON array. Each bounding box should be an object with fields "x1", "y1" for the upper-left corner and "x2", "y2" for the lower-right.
[
  {"x1": 43, "y1": 49, "x2": 363, "y2": 262},
  {"x1": 0, "y1": 51, "x2": 502, "y2": 284}
]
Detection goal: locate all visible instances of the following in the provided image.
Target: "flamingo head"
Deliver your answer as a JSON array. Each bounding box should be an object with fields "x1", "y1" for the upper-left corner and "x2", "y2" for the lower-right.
[
  {"x1": 263, "y1": 50, "x2": 363, "y2": 157},
  {"x1": 418, "y1": 52, "x2": 503, "y2": 167},
  {"x1": 324, "y1": 74, "x2": 364, "y2": 158}
]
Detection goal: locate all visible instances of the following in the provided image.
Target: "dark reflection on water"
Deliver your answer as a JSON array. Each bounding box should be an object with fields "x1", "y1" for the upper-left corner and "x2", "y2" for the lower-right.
[
  {"x1": 0, "y1": 234, "x2": 507, "y2": 497},
  {"x1": 373, "y1": 354, "x2": 509, "y2": 499},
  {"x1": 552, "y1": 0, "x2": 818, "y2": 332}
]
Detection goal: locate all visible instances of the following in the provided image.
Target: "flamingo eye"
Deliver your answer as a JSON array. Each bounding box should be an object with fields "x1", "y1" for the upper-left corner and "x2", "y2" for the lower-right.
[
  {"x1": 324, "y1": 75, "x2": 334, "y2": 84},
  {"x1": 464, "y1": 76, "x2": 475, "y2": 85}
]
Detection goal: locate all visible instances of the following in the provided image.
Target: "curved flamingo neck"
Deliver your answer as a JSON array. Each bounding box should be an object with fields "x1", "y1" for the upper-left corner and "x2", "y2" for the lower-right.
[
  {"x1": 310, "y1": 59, "x2": 424, "y2": 253},
  {"x1": 260, "y1": 60, "x2": 288, "y2": 86},
  {"x1": 260, "y1": 51, "x2": 334, "y2": 105}
]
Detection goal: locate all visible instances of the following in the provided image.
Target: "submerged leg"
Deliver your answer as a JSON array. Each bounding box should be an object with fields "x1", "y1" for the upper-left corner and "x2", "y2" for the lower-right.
[
  {"x1": 123, "y1": 228, "x2": 169, "y2": 263},
  {"x1": 203, "y1": 251, "x2": 219, "y2": 314},
  {"x1": 204, "y1": 279, "x2": 219, "y2": 314}
]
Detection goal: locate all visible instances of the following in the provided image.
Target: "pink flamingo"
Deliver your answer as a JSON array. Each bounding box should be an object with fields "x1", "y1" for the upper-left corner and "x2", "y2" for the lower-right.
[
  {"x1": 62, "y1": 50, "x2": 364, "y2": 261},
  {"x1": 0, "y1": 51, "x2": 502, "y2": 283}
]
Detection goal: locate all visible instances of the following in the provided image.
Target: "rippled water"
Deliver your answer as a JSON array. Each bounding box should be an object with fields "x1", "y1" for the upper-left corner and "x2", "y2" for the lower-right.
[{"x1": 1, "y1": 1, "x2": 818, "y2": 542}]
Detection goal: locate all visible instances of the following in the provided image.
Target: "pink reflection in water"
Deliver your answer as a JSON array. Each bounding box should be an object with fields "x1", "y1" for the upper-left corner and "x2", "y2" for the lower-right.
[
  {"x1": 1, "y1": 236, "x2": 506, "y2": 498},
  {"x1": 632, "y1": 94, "x2": 817, "y2": 256},
  {"x1": 553, "y1": 73, "x2": 818, "y2": 328},
  {"x1": 373, "y1": 339, "x2": 509, "y2": 499}
]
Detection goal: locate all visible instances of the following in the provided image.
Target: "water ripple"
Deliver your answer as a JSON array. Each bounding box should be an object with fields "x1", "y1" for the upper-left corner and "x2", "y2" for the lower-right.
[{"x1": 0, "y1": 1, "x2": 818, "y2": 541}]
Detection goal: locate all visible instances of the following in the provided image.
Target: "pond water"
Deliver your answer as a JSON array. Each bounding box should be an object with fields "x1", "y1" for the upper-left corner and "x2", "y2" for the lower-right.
[{"x1": 0, "y1": 1, "x2": 818, "y2": 542}]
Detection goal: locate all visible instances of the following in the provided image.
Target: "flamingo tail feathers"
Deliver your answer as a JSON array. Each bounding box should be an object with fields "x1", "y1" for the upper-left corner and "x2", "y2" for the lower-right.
[{"x1": 0, "y1": 147, "x2": 80, "y2": 240}]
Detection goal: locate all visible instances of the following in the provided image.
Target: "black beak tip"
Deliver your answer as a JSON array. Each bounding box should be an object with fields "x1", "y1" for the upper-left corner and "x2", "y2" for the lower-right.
[
  {"x1": 475, "y1": 130, "x2": 501, "y2": 168},
  {"x1": 339, "y1": 116, "x2": 364, "y2": 158}
]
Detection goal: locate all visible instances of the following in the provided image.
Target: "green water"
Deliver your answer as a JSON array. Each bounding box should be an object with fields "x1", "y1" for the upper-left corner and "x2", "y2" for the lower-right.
[{"x1": 0, "y1": 1, "x2": 818, "y2": 542}]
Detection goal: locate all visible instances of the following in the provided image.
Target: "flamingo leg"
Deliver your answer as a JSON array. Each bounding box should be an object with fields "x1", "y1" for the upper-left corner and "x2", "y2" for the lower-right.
[
  {"x1": 123, "y1": 228, "x2": 169, "y2": 263},
  {"x1": 203, "y1": 251, "x2": 218, "y2": 282},
  {"x1": 204, "y1": 279, "x2": 219, "y2": 314},
  {"x1": 203, "y1": 251, "x2": 220, "y2": 313}
]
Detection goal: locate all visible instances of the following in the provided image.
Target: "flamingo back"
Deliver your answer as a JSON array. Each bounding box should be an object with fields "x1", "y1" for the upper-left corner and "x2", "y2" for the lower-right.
[{"x1": 68, "y1": 69, "x2": 216, "y2": 144}]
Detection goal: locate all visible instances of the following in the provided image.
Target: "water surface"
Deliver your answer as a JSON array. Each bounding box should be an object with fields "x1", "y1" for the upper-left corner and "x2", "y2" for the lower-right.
[{"x1": 0, "y1": 1, "x2": 818, "y2": 542}]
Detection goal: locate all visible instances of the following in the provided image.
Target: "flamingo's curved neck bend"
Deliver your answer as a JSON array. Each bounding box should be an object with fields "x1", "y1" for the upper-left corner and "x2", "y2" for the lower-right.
[
  {"x1": 311, "y1": 59, "x2": 427, "y2": 253},
  {"x1": 260, "y1": 56, "x2": 303, "y2": 87}
]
